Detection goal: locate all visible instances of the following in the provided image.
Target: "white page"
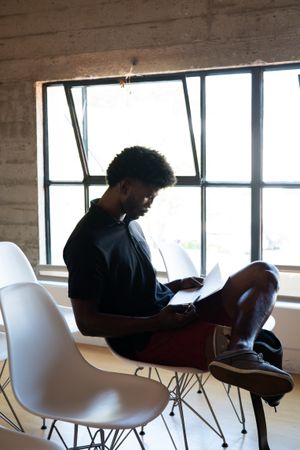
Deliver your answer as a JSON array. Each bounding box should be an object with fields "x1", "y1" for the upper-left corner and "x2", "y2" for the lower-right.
[{"x1": 169, "y1": 263, "x2": 227, "y2": 306}]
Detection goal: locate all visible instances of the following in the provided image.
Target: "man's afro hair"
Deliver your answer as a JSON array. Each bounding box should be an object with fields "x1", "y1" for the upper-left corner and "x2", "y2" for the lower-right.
[{"x1": 106, "y1": 146, "x2": 176, "y2": 188}]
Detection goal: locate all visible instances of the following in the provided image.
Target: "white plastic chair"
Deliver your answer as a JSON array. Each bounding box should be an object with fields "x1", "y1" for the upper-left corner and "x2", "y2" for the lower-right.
[
  {"x1": 0, "y1": 241, "x2": 78, "y2": 335},
  {"x1": 158, "y1": 240, "x2": 199, "y2": 280},
  {"x1": 0, "y1": 424, "x2": 63, "y2": 450},
  {"x1": 0, "y1": 241, "x2": 78, "y2": 430},
  {"x1": 0, "y1": 331, "x2": 24, "y2": 431},
  {"x1": 0, "y1": 282, "x2": 169, "y2": 450}
]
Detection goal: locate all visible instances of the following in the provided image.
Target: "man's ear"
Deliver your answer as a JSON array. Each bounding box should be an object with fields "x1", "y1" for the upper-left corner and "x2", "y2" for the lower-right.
[{"x1": 119, "y1": 178, "x2": 133, "y2": 196}]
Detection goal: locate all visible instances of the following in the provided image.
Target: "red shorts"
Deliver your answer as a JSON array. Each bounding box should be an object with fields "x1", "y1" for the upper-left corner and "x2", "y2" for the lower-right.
[{"x1": 136, "y1": 289, "x2": 233, "y2": 371}]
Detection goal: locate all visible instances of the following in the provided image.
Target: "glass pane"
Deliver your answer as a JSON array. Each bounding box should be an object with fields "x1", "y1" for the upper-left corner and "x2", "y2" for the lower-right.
[
  {"x1": 206, "y1": 188, "x2": 251, "y2": 273},
  {"x1": 49, "y1": 185, "x2": 85, "y2": 265},
  {"x1": 206, "y1": 73, "x2": 251, "y2": 182},
  {"x1": 88, "y1": 185, "x2": 107, "y2": 203},
  {"x1": 263, "y1": 68, "x2": 300, "y2": 182},
  {"x1": 186, "y1": 76, "x2": 201, "y2": 159},
  {"x1": 85, "y1": 80, "x2": 196, "y2": 176},
  {"x1": 279, "y1": 271, "x2": 300, "y2": 299},
  {"x1": 47, "y1": 86, "x2": 83, "y2": 181},
  {"x1": 138, "y1": 186, "x2": 201, "y2": 273},
  {"x1": 263, "y1": 188, "x2": 300, "y2": 265}
]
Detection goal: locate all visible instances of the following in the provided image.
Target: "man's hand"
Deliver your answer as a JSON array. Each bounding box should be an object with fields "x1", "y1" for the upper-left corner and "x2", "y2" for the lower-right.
[
  {"x1": 166, "y1": 276, "x2": 204, "y2": 294},
  {"x1": 153, "y1": 304, "x2": 198, "y2": 331},
  {"x1": 180, "y1": 277, "x2": 204, "y2": 290}
]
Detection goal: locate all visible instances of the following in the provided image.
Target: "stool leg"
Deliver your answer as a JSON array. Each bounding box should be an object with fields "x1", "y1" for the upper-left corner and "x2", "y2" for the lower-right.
[{"x1": 250, "y1": 393, "x2": 270, "y2": 450}]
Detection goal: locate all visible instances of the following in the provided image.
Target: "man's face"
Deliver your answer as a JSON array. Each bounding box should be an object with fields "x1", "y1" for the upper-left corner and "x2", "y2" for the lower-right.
[{"x1": 120, "y1": 180, "x2": 159, "y2": 220}]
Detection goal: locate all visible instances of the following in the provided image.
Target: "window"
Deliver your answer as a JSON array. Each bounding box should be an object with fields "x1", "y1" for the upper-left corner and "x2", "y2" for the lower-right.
[
  {"x1": 263, "y1": 69, "x2": 300, "y2": 266},
  {"x1": 43, "y1": 65, "x2": 300, "y2": 297}
]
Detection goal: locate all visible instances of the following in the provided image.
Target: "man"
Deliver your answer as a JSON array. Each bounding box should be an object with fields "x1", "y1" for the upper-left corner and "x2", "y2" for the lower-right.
[{"x1": 63, "y1": 146, "x2": 294, "y2": 404}]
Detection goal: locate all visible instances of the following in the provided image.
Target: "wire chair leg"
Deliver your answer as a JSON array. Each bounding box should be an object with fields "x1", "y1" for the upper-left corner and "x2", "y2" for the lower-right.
[
  {"x1": 0, "y1": 381, "x2": 24, "y2": 432},
  {"x1": 237, "y1": 387, "x2": 247, "y2": 433},
  {"x1": 222, "y1": 384, "x2": 247, "y2": 434},
  {"x1": 133, "y1": 428, "x2": 147, "y2": 450},
  {"x1": 174, "y1": 372, "x2": 189, "y2": 450}
]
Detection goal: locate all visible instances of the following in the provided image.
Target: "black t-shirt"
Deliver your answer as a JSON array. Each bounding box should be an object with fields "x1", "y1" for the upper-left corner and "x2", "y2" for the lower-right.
[{"x1": 63, "y1": 199, "x2": 174, "y2": 357}]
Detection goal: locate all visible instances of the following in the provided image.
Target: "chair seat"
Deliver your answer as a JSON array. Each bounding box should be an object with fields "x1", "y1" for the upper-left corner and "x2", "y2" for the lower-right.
[
  {"x1": 0, "y1": 425, "x2": 63, "y2": 449},
  {"x1": 21, "y1": 365, "x2": 169, "y2": 429}
]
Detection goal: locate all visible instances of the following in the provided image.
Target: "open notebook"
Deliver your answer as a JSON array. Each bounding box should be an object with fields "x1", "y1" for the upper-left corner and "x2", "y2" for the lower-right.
[{"x1": 169, "y1": 263, "x2": 227, "y2": 306}]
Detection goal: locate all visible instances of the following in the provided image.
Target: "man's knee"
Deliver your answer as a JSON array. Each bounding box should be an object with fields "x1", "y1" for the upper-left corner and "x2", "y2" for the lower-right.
[{"x1": 251, "y1": 261, "x2": 280, "y2": 291}]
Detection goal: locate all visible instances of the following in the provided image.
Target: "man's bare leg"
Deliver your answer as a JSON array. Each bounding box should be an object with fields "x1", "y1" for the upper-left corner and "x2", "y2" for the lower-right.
[
  {"x1": 219, "y1": 260, "x2": 278, "y2": 351},
  {"x1": 195, "y1": 261, "x2": 294, "y2": 398}
]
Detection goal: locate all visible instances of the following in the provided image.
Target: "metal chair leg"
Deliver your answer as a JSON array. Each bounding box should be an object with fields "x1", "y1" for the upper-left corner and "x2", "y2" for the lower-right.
[
  {"x1": 0, "y1": 360, "x2": 24, "y2": 432},
  {"x1": 41, "y1": 417, "x2": 47, "y2": 429}
]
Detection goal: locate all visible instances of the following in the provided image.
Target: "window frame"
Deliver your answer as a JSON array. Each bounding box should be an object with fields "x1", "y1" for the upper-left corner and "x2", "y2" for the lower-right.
[{"x1": 43, "y1": 63, "x2": 300, "y2": 277}]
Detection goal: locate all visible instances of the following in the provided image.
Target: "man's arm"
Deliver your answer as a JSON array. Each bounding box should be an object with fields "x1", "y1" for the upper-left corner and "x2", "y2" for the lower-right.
[{"x1": 71, "y1": 297, "x2": 198, "y2": 338}]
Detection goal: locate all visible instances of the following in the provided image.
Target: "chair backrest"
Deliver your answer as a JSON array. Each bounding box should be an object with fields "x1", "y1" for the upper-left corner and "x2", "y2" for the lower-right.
[
  {"x1": 158, "y1": 241, "x2": 199, "y2": 281},
  {"x1": 0, "y1": 241, "x2": 79, "y2": 336},
  {"x1": 0, "y1": 241, "x2": 37, "y2": 287},
  {"x1": 0, "y1": 424, "x2": 63, "y2": 449},
  {"x1": 0, "y1": 282, "x2": 84, "y2": 413}
]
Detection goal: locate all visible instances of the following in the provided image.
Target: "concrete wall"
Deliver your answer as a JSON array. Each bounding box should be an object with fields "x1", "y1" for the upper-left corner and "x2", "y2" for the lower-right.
[{"x1": 1, "y1": 0, "x2": 300, "y2": 265}]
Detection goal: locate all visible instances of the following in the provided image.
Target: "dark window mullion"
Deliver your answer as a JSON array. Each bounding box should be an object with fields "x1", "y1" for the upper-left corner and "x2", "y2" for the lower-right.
[
  {"x1": 82, "y1": 86, "x2": 90, "y2": 212},
  {"x1": 251, "y1": 68, "x2": 264, "y2": 261},
  {"x1": 200, "y1": 75, "x2": 206, "y2": 274},
  {"x1": 82, "y1": 86, "x2": 88, "y2": 159},
  {"x1": 43, "y1": 87, "x2": 51, "y2": 264},
  {"x1": 182, "y1": 77, "x2": 200, "y2": 179},
  {"x1": 174, "y1": 176, "x2": 202, "y2": 186},
  {"x1": 86, "y1": 175, "x2": 108, "y2": 184},
  {"x1": 46, "y1": 180, "x2": 84, "y2": 186},
  {"x1": 64, "y1": 85, "x2": 89, "y2": 179}
]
